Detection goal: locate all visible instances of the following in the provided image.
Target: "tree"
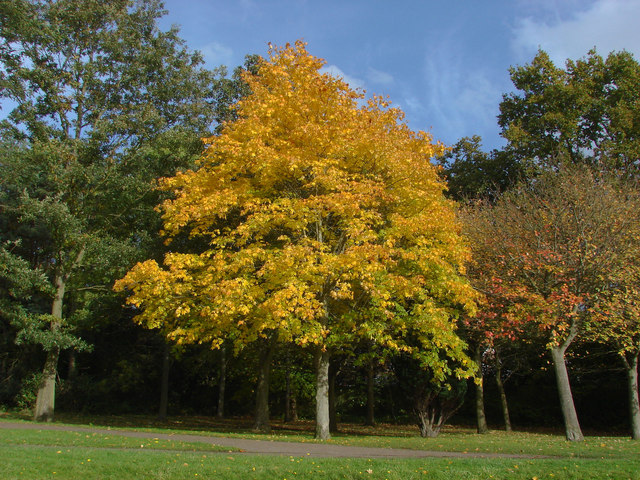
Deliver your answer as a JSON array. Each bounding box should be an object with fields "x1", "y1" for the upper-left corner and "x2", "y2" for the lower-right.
[
  {"x1": 460, "y1": 280, "x2": 532, "y2": 433},
  {"x1": 496, "y1": 48, "x2": 640, "y2": 438},
  {"x1": 499, "y1": 49, "x2": 640, "y2": 176},
  {"x1": 414, "y1": 377, "x2": 466, "y2": 438},
  {"x1": 116, "y1": 41, "x2": 477, "y2": 440},
  {"x1": 391, "y1": 351, "x2": 467, "y2": 438},
  {"x1": 210, "y1": 54, "x2": 261, "y2": 131},
  {"x1": 0, "y1": 239, "x2": 52, "y2": 405},
  {"x1": 460, "y1": 233, "x2": 532, "y2": 434},
  {"x1": 436, "y1": 135, "x2": 524, "y2": 203},
  {"x1": 487, "y1": 346, "x2": 514, "y2": 432},
  {"x1": 472, "y1": 343, "x2": 489, "y2": 434},
  {"x1": 589, "y1": 265, "x2": 640, "y2": 439},
  {"x1": 437, "y1": 135, "x2": 527, "y2": 434},
  {"x1": 0, "y1": 0, "x2": 220, "y2": 421},
  {"x1": 464, "y1": 166, "x2": 640, "y2": 441}
]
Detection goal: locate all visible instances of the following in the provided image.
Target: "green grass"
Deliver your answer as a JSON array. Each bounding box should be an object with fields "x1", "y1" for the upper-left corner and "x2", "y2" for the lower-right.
[
  {"x1": 325, "y1": 429, "x2": 640, "y2": 459},
  {"x1": 1, "y1": 415, "x2": 640, "y2": 479},
  {"x1": 0, "y1": 427, "x2": 236, "y2": 452},
  {"x1": 6, "y1": 412, "x2": 637, "y2": 460},
  {"x1": 1, "y1": 442, "x2": 639, "y2": 480}
]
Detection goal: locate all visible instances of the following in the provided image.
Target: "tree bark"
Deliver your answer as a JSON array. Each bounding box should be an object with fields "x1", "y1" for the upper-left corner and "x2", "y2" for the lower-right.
[
  {"x1": 365, "y1": 359, "x2": 375, "y2": 426},
  {"x1": 34, "y1": 249, "x2": 84, "y2": 422},
  {"x1": 550, "y1": 345, "x2": 584, "y2": 441},
  {"x1": 474, "y1": 345, "x2": 489, "y2": 434},
  {"x1": 623, "y1": 353, "x2": 640, "y2": 440},
  {"x1": 158, "y1": 341, "x2": 170, "y2": 421},
  {"x1": 315, "y1": 348, "x2": 331, "y2": 440},
  {"x1": 290, "y1": 395, "x2": 298, "y2": 422},
  {"x1": 494, "y1": 351, "x2": 512, "y2": 432},
  {"x1": 253, "y1": 341, "x2": 275, "y2": 432},
  {"x1": 415, "y1": 388, "x2": 464, "y2": 438},
  {"x1": 217, "y1": 344, "x2": 226, "y2": 419},
  {"x1": 329, "y1": 361, "x2": 338, "y2": 433},
  {"x1": 34, "y1": 346, "x2": 59, "y2": 422},
  {"x1": 34, "y1": 273, "x2": 66, "y2": 422}
]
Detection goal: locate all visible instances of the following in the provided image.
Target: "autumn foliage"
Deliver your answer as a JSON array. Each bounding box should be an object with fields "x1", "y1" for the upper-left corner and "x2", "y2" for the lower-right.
[
  {"x1": 115, "y1": 41, "x2": 477, "y2": 438},
  {"x1": 464, "y1": 167, "x2": 640, "y2": 440}
]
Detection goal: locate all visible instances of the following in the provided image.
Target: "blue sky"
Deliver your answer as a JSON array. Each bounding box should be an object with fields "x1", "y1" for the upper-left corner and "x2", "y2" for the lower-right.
[{"x1": 159, "y1": 0, "x2": 640, "y2": 151}]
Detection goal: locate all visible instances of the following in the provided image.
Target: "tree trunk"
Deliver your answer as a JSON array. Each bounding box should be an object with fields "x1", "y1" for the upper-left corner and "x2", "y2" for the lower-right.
[
  {"x1": 253, "y1": 341, "x2": 274, "y2": 432},
  {"x1": 623, "y1": 354, "x2": 640, "y2": 440},
  {"x1": 34, "y1": 249, "x2": 84, "y2": 422},
  {"x1": 474, "y1": 345, "x2": 489, "y2": 434},
  {"x1": 315, "y1": 348, "x2": 331, "y2": 440},
  {"x1": 494, "y1": 352, "x2": 512, "y2": 432},
  {"x1": 158, "y1": 341, "x2": 170, "y2": 421},
  {"x1": 329, "y1": 361, "x2": 338, "y2": 433},
  {"x1": 217, "y1": 344, "x2": 226, "y2": 419},
  {"x1": 365, "y1": 359, "x2": 375, "y2": 426},
  {"x1": 34, "y1": 274, "x2": 65, "y2": 422},
  {"x1": 290, "y1": 395, "x2": 298, "y2": 422},
  {"x1": 415, "y1": 388, "x2": 464, "y2": 438},
  {"x1": 550, "y1": 345, "x2": 584, "y2": 441},
  {"x1": 34, "y1": 346, "x2": 59, "y2": 422}
]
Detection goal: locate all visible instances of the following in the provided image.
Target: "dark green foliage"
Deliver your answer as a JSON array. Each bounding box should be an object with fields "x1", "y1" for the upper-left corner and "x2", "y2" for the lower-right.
[
  {"x1": 211, "y1": 54, "x2": 262, "y2": 132},
  {"x1": 436, "y1": 135, "x2": 524, "y2": 202},
  {"x1": 0, "y1": 0, "x2": 222, "y2": 418},
  {"x1": 389, "y1": 352, "x2": 467, "y2": 437},
  {"x1": 499, "y1": 49, "x2": 640, "y2": 176},
  {"x1": 0, "y1": 2, "x2": 637, "y2": 434}
]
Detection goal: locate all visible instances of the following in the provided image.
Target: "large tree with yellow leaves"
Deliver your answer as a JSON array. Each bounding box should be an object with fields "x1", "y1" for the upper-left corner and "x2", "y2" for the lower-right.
[{"x1": 116, "y1": 41, "x2": 476, "y2": 440}]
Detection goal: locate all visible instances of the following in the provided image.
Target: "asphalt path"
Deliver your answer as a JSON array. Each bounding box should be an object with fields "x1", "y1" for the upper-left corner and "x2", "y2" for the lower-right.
[{"x1": 0, "y1": 420, "x2": 549, "y2": 459}]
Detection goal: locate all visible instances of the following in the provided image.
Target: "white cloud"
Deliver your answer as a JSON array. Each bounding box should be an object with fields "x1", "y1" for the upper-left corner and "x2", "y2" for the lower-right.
[
  {"x1": 512, "y1": 0, "x2": 640, "y2": 65},
  {"x1": 367, "y1": 67, "x2": 395, "y2": 86},
  {"x1": 401, "y1": 95, "x2": 424, "y2": 114},
  {"x1": 456, "y1": 72, "x2": 501, "y2": 122},
  {"x1": 199, "y1": 41, "x2": 234, "y2": 67},
  {"x1": 320, "y1": 65, "x2": 366, "y2": 90},
  {"x1": 421, "y1": 47, "x2": 504, "y2": 147}
]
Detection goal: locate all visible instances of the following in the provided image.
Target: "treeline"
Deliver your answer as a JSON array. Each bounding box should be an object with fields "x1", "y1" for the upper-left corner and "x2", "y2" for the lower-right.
[
  {"x1": 1, "y1": 1, "x2": 639, "y2": 442},
  {"x1": 444, "y1": 48, "x2": 640, "y2": 441}
]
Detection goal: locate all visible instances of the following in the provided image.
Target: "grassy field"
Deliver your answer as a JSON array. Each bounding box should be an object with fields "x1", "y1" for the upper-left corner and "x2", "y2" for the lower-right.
[
  {"x1": 0, "y1": 426, "x2": 236, "y2": 452},
  {"x1": 36, "y1": 412, "x2": 640, "y2": 459},
  {"x1": 1, "y1": 415, "x2": 639, "y2": 480}
]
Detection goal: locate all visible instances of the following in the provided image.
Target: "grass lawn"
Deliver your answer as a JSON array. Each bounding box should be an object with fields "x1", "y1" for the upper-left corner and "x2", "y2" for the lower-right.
[
  {"x1": 26, "y1": 412, "x2": 640, "y2": 459},
  {"x1": 1, "y1": 414, "x2": 639, "y2": 479},
  {"x1": 0, "y1": 426, "x2": 237, "y2": 452}
]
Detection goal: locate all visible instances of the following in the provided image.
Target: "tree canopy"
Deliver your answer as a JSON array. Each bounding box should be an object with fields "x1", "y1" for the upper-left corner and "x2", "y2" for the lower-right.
[
  {"x1": 464, "y1": 166, "x2": 640, "y2": 441},
  {"x1": 0, "y1": 0, "x2": 221, "y2": 421},
  {"x1": 499, "y1": 49, "x2": 640, "y2": 175},
  {"x1": 436, "y1": 135, "x2": 524, "y2": 203},
  {"x1": 116, "y1": 41, "x2": 478, "y2": 440},
  {"x1": 2, "y1": 2, "x2": 639, "y2": 437}
]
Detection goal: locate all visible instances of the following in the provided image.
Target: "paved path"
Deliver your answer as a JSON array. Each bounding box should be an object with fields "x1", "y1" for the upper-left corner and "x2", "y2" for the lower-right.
[{"x1": 0, "y1": 421, "x2": 548, "y2": 459}]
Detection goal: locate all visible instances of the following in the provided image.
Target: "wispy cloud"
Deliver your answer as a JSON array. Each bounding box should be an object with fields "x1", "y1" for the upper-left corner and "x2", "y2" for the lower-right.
[
  {"x1": 367, "y1": 67, "x2": 394, "y2": 86},
  {"x1": 400, "y1": 94, "x2": 424, "y2": 115},
  {"x1": 512, "y1": 0, "x2": 640, "y2": 65},
  {"x1": 199, "y1": 41, "x2": 234, "y2": 67},
  {"x1": 420, "y1": 46, "x2": 503, "y2": 147},
  {"x1": 321, "y1": 65, "x2": 366, "y2": 91}
]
